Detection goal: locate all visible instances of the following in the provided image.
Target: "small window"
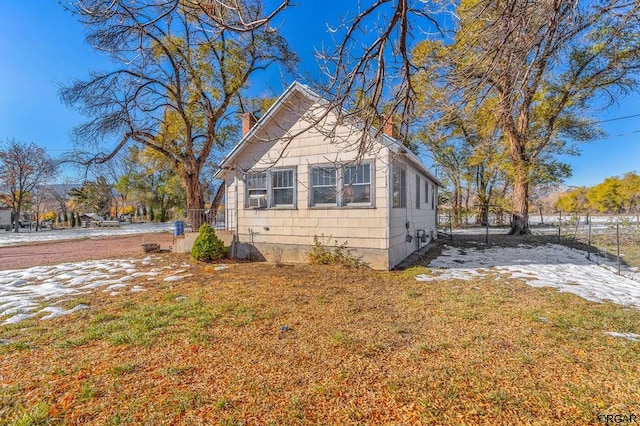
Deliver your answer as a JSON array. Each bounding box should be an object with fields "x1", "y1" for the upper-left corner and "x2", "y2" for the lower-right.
[
  {"x1": 343, "y1": 164, "x2": 371, "y2": 205},
  {"x1": 246, "y1": 172, "x2": 267, "y2": 200},
  {"x1": 246, "y1": 169, "x2": 296, "y2": 208},
  {"x1": 311, "y1": 166, "x2": 337, "y2": 205},
  {"x1": 431, "y1": 183, "x2": 435, "y2": 210},
  {"x1": 271, "y1": 169, "x2": 295, "y2": 207},
  {"x1": 416, "y1": 175, "x2": 420, "y2": 209},
  {"x1": 392, "y1": 165, "x2": 406, "y2": 208},
  {"x1": 425, "y1": 179, "x2": 429, "y2": 204}
]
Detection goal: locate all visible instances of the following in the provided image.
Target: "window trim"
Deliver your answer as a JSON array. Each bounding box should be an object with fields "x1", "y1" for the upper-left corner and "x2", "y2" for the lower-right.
[
  {"x1": 342, "y1": 162, "x2": 373, "y2": 207},
  {"x1": 431, "y1": 182, "x2": 435, "y2": 210},
  {"x1": 415, "y1": 175, "x2": 421, "y2": 209},
  {"x1": 309, "y1": 165, "x2": 339, "y2": 207},
  {"x1": 392, "y1": 164, "x2": 407, "y2": 208},
  {"x1": 308, "y1": 161, "x2": 375, "y2": 209},
  {"x1": 425, "y1": 178, "x2": 429, "y2": 204},
  {"x1": 245, "y1": 167, "x2": 297, "y2": 209}
]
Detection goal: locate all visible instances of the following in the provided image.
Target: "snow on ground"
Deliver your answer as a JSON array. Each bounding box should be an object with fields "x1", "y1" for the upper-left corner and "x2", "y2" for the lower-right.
[
  {"x1": 0, "y1": 223, "x2": 173, "y2": 247},
  {"x1": 416, "y1": 243, "x2": 640, "y2": 308},
  {"x1": 0, "y1": 256, "x2": 192, "y2": 325}
]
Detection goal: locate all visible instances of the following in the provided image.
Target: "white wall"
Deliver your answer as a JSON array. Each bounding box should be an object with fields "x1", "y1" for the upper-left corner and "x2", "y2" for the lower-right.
[
  {"x1": 388, "y1": 156, "x2": 438, "y2": 269},
  {"x1": 222, "y1": 90, "x2": 437, "y2": 269}
]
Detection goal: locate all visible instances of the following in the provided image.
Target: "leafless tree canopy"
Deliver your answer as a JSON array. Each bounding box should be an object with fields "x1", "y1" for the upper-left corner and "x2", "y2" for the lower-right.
[
  {"x1": 313, "y1": 0, "x2": 452, "y2": 152},
  {"x1": 59, "y1": 0, "x2": 296, "y2": 218},
  {"x1": 0, "y1": 139, "x2": 58, "y2": 232}
]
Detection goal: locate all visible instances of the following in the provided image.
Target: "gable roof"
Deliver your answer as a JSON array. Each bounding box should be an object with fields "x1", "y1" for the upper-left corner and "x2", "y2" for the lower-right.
[{"x1": 214, "y1": 81, "x2": 442, "y2": 186}]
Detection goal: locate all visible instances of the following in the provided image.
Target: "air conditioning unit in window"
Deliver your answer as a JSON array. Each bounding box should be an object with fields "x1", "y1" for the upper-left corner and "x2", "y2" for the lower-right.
[{"x1": 248, "y1": 194, "x2": 267, "y2": 208}]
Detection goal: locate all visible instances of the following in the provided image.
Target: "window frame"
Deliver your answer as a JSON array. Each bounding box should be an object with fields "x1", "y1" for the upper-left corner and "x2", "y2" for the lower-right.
[
  {"x1": 308, "y1": 161, "x2": 375, "y2": 209},
  {"x1": 245, "y1": 172, "x2": 268, "y2": 208},
  {"x1": 309, "y1": 165, "x2": 339, "y2": 207},
  {"x1": 270, "y1": 168, "x2": 296, "y2": 208},
  {"x1": 425, "y1": 178, "x2": 429, "y2": 204},
  {"x1": 342, "y1": 162, "x2": 373, "y2": 207},
  {"x1": 245, "y1": 167, "x2": 297, "y2": 209},
  {"x1": 431, "y1": 183, "x2": 435, "y2": 210},
  {"x1": 392, "y1": 164, "x2": 407, "y2": 208},
  {"x1": 415, "y1": 175, "x2": 421, "y2": 209}
]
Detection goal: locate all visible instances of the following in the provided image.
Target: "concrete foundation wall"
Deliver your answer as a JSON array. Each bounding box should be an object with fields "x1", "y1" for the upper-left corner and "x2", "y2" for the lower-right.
[{"x1": 174, "y1": 231, "x2": 389, "y2": 270}]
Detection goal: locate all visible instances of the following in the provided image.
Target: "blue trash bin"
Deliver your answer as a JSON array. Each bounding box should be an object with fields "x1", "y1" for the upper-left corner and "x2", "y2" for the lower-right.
[{"x1": 174, "y1": 220, "x2": 185, "y2": 237}]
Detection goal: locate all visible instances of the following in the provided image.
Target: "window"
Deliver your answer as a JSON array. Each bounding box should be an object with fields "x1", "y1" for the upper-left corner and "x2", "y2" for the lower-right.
[
  {"x1": 416, "y1": 175, "x2": 421, "y2": 209},
  {"x1": 425, "y1": 179, "x2": 429, "y2": 204},
  {"x1": 245, "y1": 169, "x2": 296, "y2": 208},
  {"x1": 392, "y1": 165, "x2": 406, "y2": 208},
  {"x1": 431, "y1": 183, "x2": 435, "y2": 210},
  {"x1": 343, "y1": 164, "x2": 371, "y2": 205},
  {"x1": 246, "y1": 172, "x2": 267, "y2": 199},
  {"x1": 311, "y1": 166, "x2": 338, "y2": 205},
  {"x1": 271, "y1": 169, "x2": 295, "y2": 207}
]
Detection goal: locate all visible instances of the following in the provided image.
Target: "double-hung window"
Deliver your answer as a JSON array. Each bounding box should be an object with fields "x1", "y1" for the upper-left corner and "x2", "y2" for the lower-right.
[
  {"x1": 311, "y1": 166, "x2": 338, "y2": 206},
  {"x1": 425, "y1": 179, "x2": 429, "y2": 205},
  {"x1": 247, "y1": 172, "x2": 267, "y2": 205},
  {"x1": 343, "y1": 163, "x2": 371, "y2": 205},
  {"x1": 392, "y1": 165, "x2": 406, "y2": 208},
  {"x1": 309, "y1": 163, "x2": 373, "y2": 207},
  {"x1": 431, "y1": 183, "x2": 435, "y2": 210},
  {"x1": 246, "y1": 169, "x2": 296, "y2": 208},
  {"x1": 416, "y1": 175, "x2": 421, "y2": 209},
  {"x1": 271, "y1": 169, "x2": 295, "y2": 207}
]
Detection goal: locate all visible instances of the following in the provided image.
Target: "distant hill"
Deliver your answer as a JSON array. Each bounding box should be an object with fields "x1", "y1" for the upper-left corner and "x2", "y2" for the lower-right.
[{"x1": 532, "y1": 184, "x2": 579, "y2": 207}]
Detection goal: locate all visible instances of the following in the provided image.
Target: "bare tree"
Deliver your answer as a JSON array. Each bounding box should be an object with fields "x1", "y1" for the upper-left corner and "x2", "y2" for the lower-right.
[
  {"x1": 313, "y1": 0, "x2": 452, "y2": 153},
  {"x1": 0, "y1": 139, "x2": 58, "y2": 233},
  {"x1": 60, "y1": 0, "x2": 296, "y2": 228}
]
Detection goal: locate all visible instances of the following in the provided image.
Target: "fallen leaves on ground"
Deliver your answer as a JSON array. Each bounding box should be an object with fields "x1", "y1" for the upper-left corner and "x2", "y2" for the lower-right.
[{"x1": 1, "y1": 252, "x2": 639, "y2": 425}]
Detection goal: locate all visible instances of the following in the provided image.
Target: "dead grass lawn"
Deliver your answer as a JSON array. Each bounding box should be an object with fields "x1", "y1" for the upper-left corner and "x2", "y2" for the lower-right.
[{"x1": 1, "y1": 254, "x2": 639, "y2": 425}]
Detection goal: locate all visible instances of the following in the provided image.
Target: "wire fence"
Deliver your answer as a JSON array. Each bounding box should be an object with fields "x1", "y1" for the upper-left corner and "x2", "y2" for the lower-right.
[
  {"x1": 553, "y1": 214, "x2": 640, "y2": 273},
  {"x1": 174, "y1": 209, "x2": 225, "y2": 232},
  {"x1": 437, "y1": 212, "x2": 640, "y2": 273}
]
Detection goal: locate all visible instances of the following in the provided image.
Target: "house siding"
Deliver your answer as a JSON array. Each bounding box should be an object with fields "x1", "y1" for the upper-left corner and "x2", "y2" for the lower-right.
[
  {"x1": 387, "y1": 156, "x2": 438, "y2": 269},
  {"x1": 217, "y1": 85, "x2": 439, "y2": 270},
  {"x1": 223, "y1": 95, "x2": 392, "y2": 269}
]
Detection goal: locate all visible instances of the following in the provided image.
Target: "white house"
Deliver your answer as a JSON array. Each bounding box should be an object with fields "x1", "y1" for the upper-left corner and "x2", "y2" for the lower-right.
[{"x1": 213, "y1": 81, "x2": 441, "y2": 270}]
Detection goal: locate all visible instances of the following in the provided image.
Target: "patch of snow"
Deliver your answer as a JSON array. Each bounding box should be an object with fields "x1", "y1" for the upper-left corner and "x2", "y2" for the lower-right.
[
  {"x1": 164, "y1": 275, "x2": 185, "y2": 282},
  {"x1": 3, "y1": 312, "x2": 37, "y2": 325},
  {"x1": 0, "y1": 257, "x2": 157, "y2": 324},
  {"x1": 604, "y1": 332, "x2": 640, "y2": 342},
  {"x1": 39, "y1": 304, "x2": 89, "y2": 320},
  {"x1": 416, "y1": 244, "x2": 640, "y2": 308},
  {"x1": 0, "y1": 223, "x2": 172, "y2": 247}
]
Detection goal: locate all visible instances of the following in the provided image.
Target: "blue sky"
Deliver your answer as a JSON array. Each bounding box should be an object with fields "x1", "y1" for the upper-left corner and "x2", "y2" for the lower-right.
[{"x1": 0, "y1": 1, "x2": 638, "y2": 187}]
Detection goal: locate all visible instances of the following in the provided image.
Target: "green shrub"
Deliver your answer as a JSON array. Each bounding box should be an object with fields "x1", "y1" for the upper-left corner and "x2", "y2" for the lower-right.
[
  {"x1": 308, "y1": 235, "x2": 369, "y2": 269},
  {"x1": 191, "y1": 224, "x2": 227, "y2": 261}
]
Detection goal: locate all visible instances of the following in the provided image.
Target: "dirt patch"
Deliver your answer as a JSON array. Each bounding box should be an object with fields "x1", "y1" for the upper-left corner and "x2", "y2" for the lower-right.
[{"x1": 0, "y1": 232, "x2": 176, "y2": 270}]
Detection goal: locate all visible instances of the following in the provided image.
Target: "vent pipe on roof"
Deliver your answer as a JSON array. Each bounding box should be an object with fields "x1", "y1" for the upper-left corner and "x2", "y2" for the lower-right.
[{"x1": 242, "y1": 112, "x2": 257, "y2": 137}]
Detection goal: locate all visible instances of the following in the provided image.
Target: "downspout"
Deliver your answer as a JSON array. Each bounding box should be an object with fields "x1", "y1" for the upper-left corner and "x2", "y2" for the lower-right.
[{"x1": 231, "y1": 171, "x2": 240, "y2": 259}]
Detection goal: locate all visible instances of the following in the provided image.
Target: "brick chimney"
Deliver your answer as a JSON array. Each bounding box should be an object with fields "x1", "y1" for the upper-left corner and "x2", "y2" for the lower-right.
[
  {"x1": 383, "y1": 115, "x2": 394, "y2": 138},
  {"x1": 242, "y1": 112, "x2": 257, "y2": 137}
]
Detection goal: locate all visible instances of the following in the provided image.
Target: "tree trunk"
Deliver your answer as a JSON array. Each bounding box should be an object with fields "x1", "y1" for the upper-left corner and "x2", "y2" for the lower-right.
[
  {"x1": 185, "y1": 173, "x2": 206, "y2": 230},
  {"x1": 509, "y1": 172, "x2": 530, "y2": 235}
]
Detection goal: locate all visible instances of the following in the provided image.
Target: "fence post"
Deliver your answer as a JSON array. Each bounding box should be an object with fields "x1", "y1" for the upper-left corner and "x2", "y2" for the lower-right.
[
  {"x1": 616, "y1": 219, "x2": 621, "y2": 275},
  {"x1": 587, "y1": 213, "x2": 591, "y2": 261},
  {"x1": 485, "y1": 219, "x2": 489, "y2": 244},
  {"x1": 558, "y1": 211, "x2": 562, "y2": 244},
  {"x1": 571, "y1": 215, "x2": 580, "y2": 250}
]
